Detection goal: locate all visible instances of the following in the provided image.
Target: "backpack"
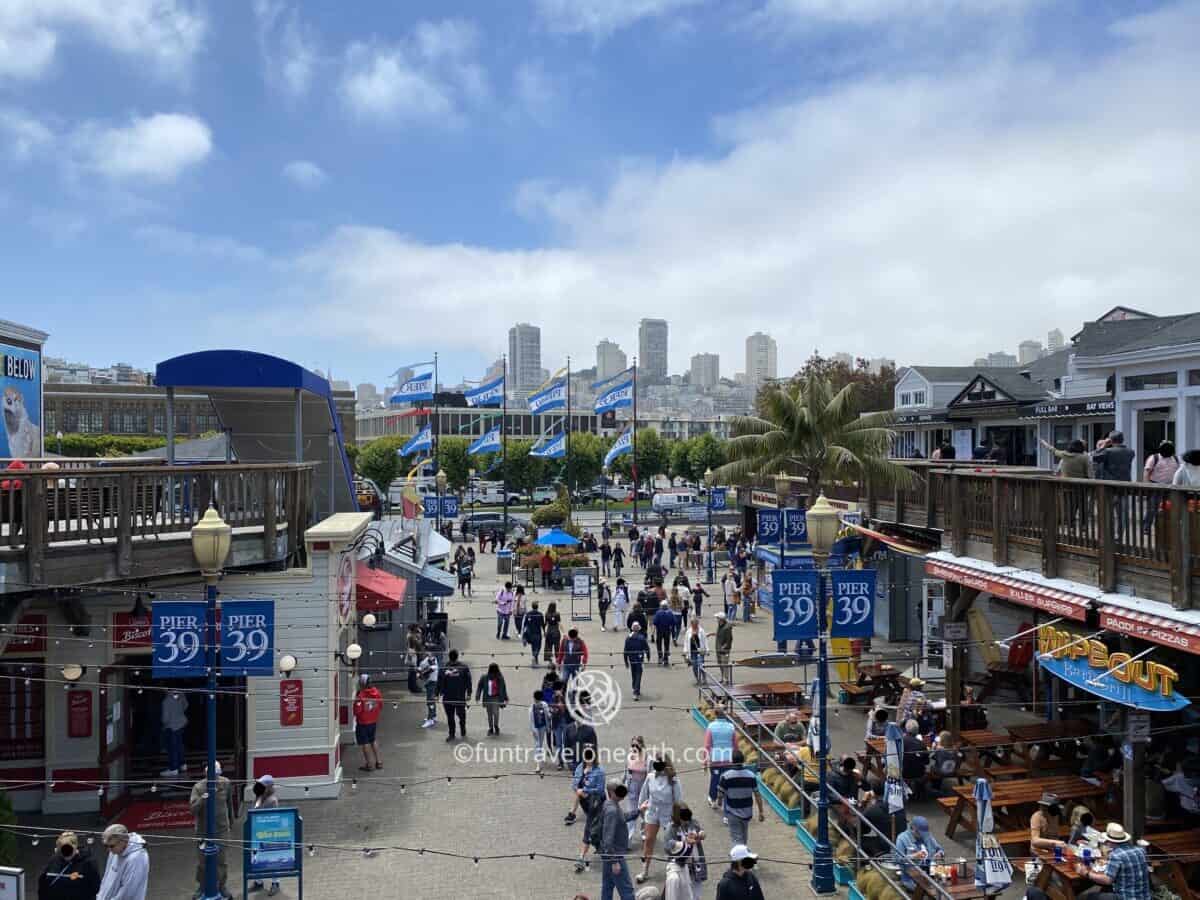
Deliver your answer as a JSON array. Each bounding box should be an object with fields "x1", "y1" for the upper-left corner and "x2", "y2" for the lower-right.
[{"x1": 532, "y1": 702, "x2": 547, "y2": 730}]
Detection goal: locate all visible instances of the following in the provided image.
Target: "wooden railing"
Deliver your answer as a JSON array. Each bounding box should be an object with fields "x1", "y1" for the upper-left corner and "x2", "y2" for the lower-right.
[
  {"x1": 1, "y1": 463, "x2": 313, "y2": 584},
  {"x1": 862, "y1": 462, "x2": 1200, "y2": 609}
]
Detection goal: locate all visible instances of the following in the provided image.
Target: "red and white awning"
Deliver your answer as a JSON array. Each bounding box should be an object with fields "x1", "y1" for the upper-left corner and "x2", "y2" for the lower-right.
[
  {"x1": 1098, "y1": 606, "x2": 1200, "y2": 656},
  {"x1": 924, "y1": 558, "x2": 1092, "y2": 622},
  {"x1": 356, "y1": 563, "x2": 407, "y2": 612}
]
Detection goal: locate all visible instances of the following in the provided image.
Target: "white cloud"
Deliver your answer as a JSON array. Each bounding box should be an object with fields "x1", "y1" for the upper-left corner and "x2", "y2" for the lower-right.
[
  {"x1": 0, "y1": 108, "x2": 53, "y2": 161},
  {"x1": 136, "y1": 224, "x2": 266, "y2": 264},
  {"x1": 514, "y1": 60, "x2": 560, "y2": 123},
  {"x1": 756, "y1": 0, "x2": 1034, "y2": 26},
  {"x1": 0, "y1": 0, "x2": 206, "y2": 81},
  {"x1": 282, "y1": 160, "x2": 327, "y2": 189},
  {"x1": 252, "y1": 0, "x2": 319, "y2": 98},
  {"x1": 262, "y1": 4, "x2": 1200, "y2": 373},
  {"x1": 73, "y1": 113, "x2": 212, "y2": 183},
  {"x1": 339, "y1": 19, "x2": 487, "y2": 124},
  {"x1": 535, "y1": 0, "x2": 704, "y2": 37}
]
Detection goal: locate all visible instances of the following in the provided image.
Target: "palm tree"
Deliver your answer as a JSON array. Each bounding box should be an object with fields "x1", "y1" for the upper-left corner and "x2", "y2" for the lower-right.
[{"x1": 712, "y1": 377, "x2": 912, "y2": 506}]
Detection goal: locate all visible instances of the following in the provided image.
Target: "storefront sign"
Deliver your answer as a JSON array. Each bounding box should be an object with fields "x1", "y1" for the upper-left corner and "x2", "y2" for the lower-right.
[
  {"x1": 1030, "y1": 398, "x2": 1116, "y2": 418},
  {"x1": 772, "y1": 571, "x2": 819, "y2": 641},
  {"x1": 1036, "y1": 625, "x2": 1190, "y2": 711},
  {"x1": 67, "y1": 690, "x2": 92, "y2": 739},
  {"x1": 1, "y1": 615, "x2": 46, "y2": 654},
  {"x1": 924, "y1": 561, "x2": 1090, "y2": 622},
  {"x1": 111, "y1": 612, "x2": 152, "y2": 648},
  {"x1": 756, "y1": 509, "x2": 781, "y2": 542},
  {"x1": 1098, "y1": 609, "x2": 1200, "y2": 656},
  {"x1": 151, "y1": 601, "x2": 208, "y2": 679},
  {"x1": 219, "y1": 600, "x2": 276, "y2": 677},
  {"x1": 894, "y1": 412, "x2": 950, "y2": 425},
  {"x1": 830, "y1": 570, "x2": 876, "y2": 638},
  {"x1": 244, "y1": 808, "x2": 302, "y2": 878},
  {"x1": 749, "y1": 489, "x2": 777, "y2": 508},
  {"x1": 280, "y1": 680, "x2": 304, "y2": 727}
]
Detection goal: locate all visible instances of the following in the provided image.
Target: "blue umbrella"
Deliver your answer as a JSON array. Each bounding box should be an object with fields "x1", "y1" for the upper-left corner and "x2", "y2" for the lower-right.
[{"x1": 534, "y1": 528, "x2": 580, "y2": 546}]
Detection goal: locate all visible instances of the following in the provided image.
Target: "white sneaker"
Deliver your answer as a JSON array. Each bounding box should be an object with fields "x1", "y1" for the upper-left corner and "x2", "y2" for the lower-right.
[
  {"x1": 160, "y1": 769, "x2": 179, "y2": 777},
  {"x1": 706, "y1": 797, "x2": 716, "y2": 809}
]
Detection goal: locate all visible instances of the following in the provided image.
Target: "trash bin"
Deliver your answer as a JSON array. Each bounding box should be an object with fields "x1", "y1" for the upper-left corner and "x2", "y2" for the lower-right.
[{"x1": 497, "y1": 549, "x2": 513, "y2": 576}]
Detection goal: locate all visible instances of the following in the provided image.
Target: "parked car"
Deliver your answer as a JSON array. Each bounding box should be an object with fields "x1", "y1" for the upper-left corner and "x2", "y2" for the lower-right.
[
  {"x1": 466, "y1": 485, "x2": 523, "y2": 506},
  {"x1": 651, "y1": 489, "x2": 699, "y2": 515},
  {"x1": 460, "y1": 512, "x2": 528, "y2": 538},
  {"x1": 531, "y1": 486, "x2": 558, "y2": 505}
]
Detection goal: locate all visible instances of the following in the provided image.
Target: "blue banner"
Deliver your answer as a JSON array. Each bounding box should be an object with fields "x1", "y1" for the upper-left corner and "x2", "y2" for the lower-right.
[
  {"x1": 465, "y1": 375, "x2": 504, "y2": 408},
  {"x1": 829, "y1": 570, "x2": 876, "y2": 638},
  {"x1": 152, "y1": 600, "x2": 208, "y2": 678},
  {"x1": 756, "y1": 508, "x2": 781, "y2": 543},
  {"x1": 784, "y1": 508, "x2": 808, "y2": 546},
  {"x1": 527, "y1": 379, "x2": 567, "y2": 414},
  {"x1": 594, "y1": 379, "x2": 633, "y2": 414},
  {"x1": 708, "y1": 487, "x2": 727, "y2": 511},
  {"x1": 399, "y1": 425, "x2": 432, "y2": 457},
  {"x1": 772, "y1": 571, "x2": 820, "y2": 641},
  {"x1": 467, "y1": 427, "x2": 502, "y2": 455},
  {"x1": 423, "y1": 496, "x2": 437, "y2": 518},
  {"x1": 423, "y1": 496, "x2": 459, "y2": 518},
  {"x1": 441, "y1": 496, "x2": 459, "y2": 518},
  {"x1": 219, "y1": 600, "x2": 276, "y2": 677},
  {"x1": 591, "y1": 366, "x2": 633, "y2": 389},
  {"x1": 604, "y1": 430, "x2": 632, "y2": 467},
  {"x1": 389, "y1": 368, "x2": 434, "y2": 404},
  {"x1": 530, "y1": 433, "x2": 566, "y2": 459},
  {"x1": 244, "y1": 808, "x2": 301, "y2": 877}
]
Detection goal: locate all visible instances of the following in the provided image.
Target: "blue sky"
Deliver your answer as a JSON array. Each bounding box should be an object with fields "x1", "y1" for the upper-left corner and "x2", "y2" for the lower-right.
[{"x1": 3, "y1": 0, "x2": 1199, "y2": 389}]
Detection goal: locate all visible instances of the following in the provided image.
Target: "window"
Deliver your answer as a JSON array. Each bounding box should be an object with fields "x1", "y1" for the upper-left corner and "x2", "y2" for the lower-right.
[
  {"x1": 913, "y1": 391, "x2": 926, "y2": 405},
  {"x1": 1123, "y1": 372, "x2": 1177, "y2": 391},
  {"x1": 153, "y1": 411, "x2": 165, "y2": 434},
  {"x1": 966, "y1": 388, "x2": 996, "y2": 403},
  {"x1": 1052, "y1": 425, "x2": 1074, "y2": 449},
  {"x1": 1188, "y1": 370, "x2": 1200, "y2": 386},
  {"x1": 900, "y1": 392, "x2": 912, "y2": 406},
  {"x1": 0, "y1": 662, "x2": 46, "y2": 761}
]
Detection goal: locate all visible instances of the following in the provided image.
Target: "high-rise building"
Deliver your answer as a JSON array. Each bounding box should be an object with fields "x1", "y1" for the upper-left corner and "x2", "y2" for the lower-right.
[
  {"x1": 745, "y1": 332, "x2": 778, "y2": 386},
  {"x1": 485, "y1": 358, "x2": 505, "y2": 382},
  {"x1": 690, "y1": 353, "x2": 720, "y2": 389},
  {"x1": 1047, "y1": 328, "x2": 1064, "y2": 352},
  {"x1": 972, "y1": 357, "x2": 989, "y2": 368},
  {"x1": 832, "y1": 352, "x2": 854, "y2": 367},
  {"x1": 596, "y1": 339, "x2": 627, "y2": 382},
  {"x1": 1018, "y1": 340, "x2": 1044, "y2": 365},
  {"x1": 356, "y1": 382, "x2": 380, "y2": 407},
  {"x1": 508, "y1": 322, "x2": 542, "y2": 396},
  {"x1": 986, "y1": 351, "x2": 1018, "y2": 368},
  {"x1": 868, "y1": 357, "x2": 896, "y2": 375},
  {"x1": 638, "y1": 318, "x2": 669, "y2": 380}
]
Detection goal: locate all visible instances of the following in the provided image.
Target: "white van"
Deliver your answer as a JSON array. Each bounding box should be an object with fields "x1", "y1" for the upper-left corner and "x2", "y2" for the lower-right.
[{"x1": 651, "y1": 489, "x2": 699, "y2": 515}]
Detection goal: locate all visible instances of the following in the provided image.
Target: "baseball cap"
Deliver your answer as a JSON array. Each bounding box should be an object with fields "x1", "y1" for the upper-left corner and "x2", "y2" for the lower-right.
[
  {"x1": 258, "y1": 774, "x2": 274, "y2": 786},
  {"x1": 729, "y1": 844, "x2": 758, "y2": 863},
  {"x1": 912, "y1": 816, "x2": 930, "y2": 833}
]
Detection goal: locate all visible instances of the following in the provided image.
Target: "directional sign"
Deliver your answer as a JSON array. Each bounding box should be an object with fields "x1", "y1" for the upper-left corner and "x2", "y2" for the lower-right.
[
  {"x1": 772, "y1": 570, "x2": 820, "y2": 641},
  {"x1": 152, "y1": 601, "x2": 208, "y2": 679},
  {"x1": 441, "y1": 496, "x2": 460, "y2": 518},
  {"x1": 219, "y1": 600, "x2": 276, "y2": 677},
  {"x1": 423, "y1": 497, "x2": 437, "y2": 518},
  {"x1": 708, "y1": 488, "x2": 727, "y2": 511},
  {"x1": 422, "y1": 496, "x2": 460, "y2": 518},
  {"x1": 830, "y1": 570, "x2": 876, "y2": 638},
  {"x1": 757, "y1": 509, "x2": 781, "y2": 543},
  {"x1": 783, "y1": 509, "x2": 808, "y2": 547}
]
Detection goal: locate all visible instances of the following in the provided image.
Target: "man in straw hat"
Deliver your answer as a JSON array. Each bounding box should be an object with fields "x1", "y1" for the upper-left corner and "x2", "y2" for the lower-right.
[{"x1": 1081, "y1": 822, "x2": 1151, "y2": 900}]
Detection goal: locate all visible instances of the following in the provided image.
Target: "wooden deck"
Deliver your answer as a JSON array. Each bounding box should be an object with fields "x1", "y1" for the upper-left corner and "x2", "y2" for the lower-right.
[{"x1": 0, "y1": 463, "x2": 314, "y2": 592}]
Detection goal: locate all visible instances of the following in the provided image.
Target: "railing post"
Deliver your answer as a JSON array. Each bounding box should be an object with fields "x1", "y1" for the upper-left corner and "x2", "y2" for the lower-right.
[
  {"x1": 25, "y1": 476, "x2": 47, "y2": 584},
  {"x1": 116, "y1": 473, "x2": 133, "y2": 576},
  {"x1": 949, "y1": 473, "x2": 965, "y2": 557},
  {"x1": 992, "y1": 478, "x2": 1009, "y2": 565},
  {"x1": 893, "y1": 483, "x2": 905, "y2": 523},
  {"x1": 263, "y1": 472, "x2": 278, "y2": 559},
  {"x1": 1170, "y1": 491, "x2": 1192, "y2": 610},
  {"x1": 924, "y1": 473, "x2": 935, "y2": 528},
  {"x1": 1096, "y1": 483, "x2": 1116, "y2": 591},
  {"x1": 1040, "y1": 479, "x2": 1059, "y2": 579}
]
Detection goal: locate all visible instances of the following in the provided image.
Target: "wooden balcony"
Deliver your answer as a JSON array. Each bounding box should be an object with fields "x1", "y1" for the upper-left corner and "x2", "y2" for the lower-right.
[
  {"x1": 0, "y1": 463, "x2": 314, "y2": 593},
  {"x1": 860, "y1": 462, "x2": 1199, "y2": 609}
]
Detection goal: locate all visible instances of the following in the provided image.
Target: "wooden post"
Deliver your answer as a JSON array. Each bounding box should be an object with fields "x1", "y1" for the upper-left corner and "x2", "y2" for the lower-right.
[
  {"x1": 1040, "y1": 479, "x2": 1059, "y2": 579},
  {"x1": 992, "y1": 478, "x2": 1009, "y2": 565},
  {"x1": 263, "y1": 471, "x2": 278, "y2": 560},
  {"x1": 1170, "y1": 490, "x2": 1192, "y2": 609},
  {"x1": 25, "y1": 476, "x2": 47, "y2": 585},
  {"x1": 924, "y1": 473, "x2": 936, "y2": 528},
  {"x1": 1124, "y1": 726, "x2": 1146, "y2": 840},
  {"x1": 1096, "y1": 482, "x2": 1116, "y2": 591},
  {"x1": 949, "y1": 473, "x2": 966, "y2": 557},
  {"x1": 894, "y1": 483, "x2": 905, "y2": 524},
  {"x1": 116, "y1": 472, "x2": 133, "y2": 576}
]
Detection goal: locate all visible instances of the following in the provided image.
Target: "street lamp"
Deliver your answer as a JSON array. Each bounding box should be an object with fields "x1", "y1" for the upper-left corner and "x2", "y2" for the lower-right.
[
  {"x1": 602, "y1": 466, "x2": 609, "y2": 528},
  {"x1": 806, "y1": 491, "x2": 841, "y2": 896},
  {"x1": 468, "y1": 468, "x2": 476, "y2": 510},
  {"x1": 55, "y1": 430, "x2": 63, "y2": 455},
  {"x1": 435, "y1": 469, "x2": 448, "y2": 533},
  {"x1": 704, "y1": 467, "x2": 715, "y2": 584},
  {"x1": 190, "y1": 505, "x2": 231, "y2": 900}
]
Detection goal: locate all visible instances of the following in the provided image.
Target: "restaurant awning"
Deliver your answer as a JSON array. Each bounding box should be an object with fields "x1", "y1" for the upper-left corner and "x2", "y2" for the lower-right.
[
  {"x1": 1097, "y1": 596, "x2": 1200, "y2": 656},
  {"x1": 356, "y1": 563, "x2": 407, "y2": 612},
  {"x1": 924, "y1": 553, "x2": 1093, "y2": 622}
]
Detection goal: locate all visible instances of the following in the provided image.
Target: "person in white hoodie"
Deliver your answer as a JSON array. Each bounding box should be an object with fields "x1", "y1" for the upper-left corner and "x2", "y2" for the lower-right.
[
  {"x1": 1173, "y1": 449, "x2": 1200, "y2": 487},
  {"x1": 685, "y1": 617, "x2": 709, "y2": 685},
  {"x1": 97, "y1": 824, "x2": 149, "y2": 900}
]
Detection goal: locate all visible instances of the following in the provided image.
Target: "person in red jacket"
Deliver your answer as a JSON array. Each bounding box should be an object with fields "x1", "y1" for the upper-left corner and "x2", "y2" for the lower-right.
[
  {"x1": 540, "y1": 551, "x2": 554, "y2": 587},
  {"x1": 353, "y1": 674, "x2": 384, "y2": 772},
  {"x1": 555, "y1": 628, "x2": 589, "y2": 682}
]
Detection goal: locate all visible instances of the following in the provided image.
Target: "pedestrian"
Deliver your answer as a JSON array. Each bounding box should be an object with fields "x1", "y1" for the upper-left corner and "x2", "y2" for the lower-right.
[
  {"x1": 714, "y1": 612, "x2": 734, "y2": 684},
  {"x1": 612, "y1": 579, "x2": 630, "y2": 631},
  {"x1": 160, "y1": 689, "x2": 188, "y2": 777},
  {"x1": 541, "y1": 550, "x2": 555, "y2": 588},
  {"x1": 475, "y1": 661, "x2": 509, "y2": 736},
  {"x1": 668, "y1": 533, "x2": 678, "y2": 569},
  {"x1": 627, "y1": 602, "x2": 647, "y2": 635},
  {"x1": 686, "y1": 617, "x2": 708, "y2": 684},
  {"x1": 624, "y1": 622, "x2": 650, "y2": 700},
  {"x1": 418, "y1": 650, "x2": 439, "y2": 728},
  {"x1": 637, "y1": 754, "x2": 683, "y2": 884},
  {"x1": 715, "y1": 845, "x2": 764, "y2": 900},
  {"x1": 96, "y1": 825, "x2": 149, "y2": 900},
  {"x1": 530, "y1": 690, "x2": 551, "y2": 772},
  {"x1": 663, "y1": 803, "x2": 707, "y2": 900},
  {"x1": 249, "y1": 775, "x2": 281, "y2": 895},
  {"x1": 703, "y1": 705, "x2": 736, "y2": 807},
  {"x1": 1174, "y1": 449, "x2": 1200, "y2": 486},
  {"x1": 513, "y1": 585, "x2": 527, "y2": 635},
  {"x1": 601, "y1": 540, "x2": 613, "y2": 576},
  {"x1": 720, "y1": 572, "x2": 735, "y2": 618},
  {"x1": 598, "y1": 580, "x2": 612, "y2": 631},
  {"x1": 352, "y1": 674, "x2": 384, "y2": 771},
  {"x1": 598, "y1": 780, "x2": 643, "y2": 900},
  {"x1": 437, "y1": 649, "x2": 472, "y2": 742},
  {"x1": 625, "y1": 736, "x2": 649, "y2": 842},
  {"x1": 1082, "y1": 822, "x2": 1152, "y2": 900},
  {"x1": 557, "y1": 628, "x2": 590, "y2": 682},
  {"x1": 740, "y1": 573, "x2": 755, "y2": 622},
  {"x1": 39, "y1": 831, "x2": 101, "y2": 900},
  {"x1": 551, "y1": 688, "x2": 571, "y2": 770},
  {"x1": 572, "y1": 746, "x2": 608, "y2": 872},
  {"x1": 652, "y1": 600, "x2": 675, "y2": 666},
  {"x1": 188, "y1": 762, "x2": 234, "y2": 900},
  {"x1": 1143, "y1": 439, "x2": 1180, "y2": 533},
  {"x1": 668, "y1": 581, "x2": 686, "y2": 642},
  {"x1": 544, "y1": 602, "x2": 563, "y2": 664},
  {"x1": 717, "y1": 750, "x2": 765, "y2": 847},
  {"x1": 691, "y1": 581, "x2": 707, "y2": 619},
  {"x1": 523, "y1": 599, "x2": 545, "y2": 666},
  {"x1": 405, "y1": 624, "x2": 423, "y2": 693},
  {"x1": 458, "y1": 553, "x2": 474, "y2": 597},
  {"x1": 495, "y1": 581, "x2": 515, "y2": 639},
  {"x1": 897, "y1": 677, "x2": 927, "y2": 724}
]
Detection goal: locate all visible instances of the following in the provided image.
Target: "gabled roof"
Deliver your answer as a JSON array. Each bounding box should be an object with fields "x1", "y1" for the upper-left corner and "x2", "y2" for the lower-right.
[
  {"x1": 1071, "y1": 314, "x2": 1187, "y2": 357},
  {"x1": 948, "y1": 371, "x2": 1049, "y2": 408},
  {"x1": 1019, "y1": 348, "x2": 1070, "y2": 385},
  {"x1": 909, "y1": 365, "x2": 1011, "y2": 383}
]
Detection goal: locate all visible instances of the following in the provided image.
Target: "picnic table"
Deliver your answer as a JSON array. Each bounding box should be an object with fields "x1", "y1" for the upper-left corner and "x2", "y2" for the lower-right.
[
  {"x1": 1150, "y1": 830, "x2": 1200, "y2": 900},
  {"x1": 1031, "y1": 847, "x2": 1095, "y2": 900},
  {"x1": 909, "y1": 864, "x2": 987, "y2": 900},
  {"x1": 730, "y1": 706, "x2": 810, "y2": 739},
  {"x1": 856, "y1": 663, "x2": 904, "y2": 704},
  {"x1": 1007, "y1": 720, "x2": 1092, "y2": 769},
  {"x1": 719, "y1": 681, "x2": 806, "y2": 707},
  {"x1": 943, "y1": 775, "x2": 1106, "y2": 839},
  {"x1": 958, "y1": 729, "x2": 1019, "y2": 777}
]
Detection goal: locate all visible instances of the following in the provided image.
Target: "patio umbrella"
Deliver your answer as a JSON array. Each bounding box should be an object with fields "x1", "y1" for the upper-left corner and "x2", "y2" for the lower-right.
[
  {"x1": 883, "y1": 721, "x2": 907, "y2": 823},
  {"x1": 534, "y1": 529, "x2": 580, "y2": 546},
  {"x1": 973, "y1": 777, "x2": 1013, "y2": 893}
]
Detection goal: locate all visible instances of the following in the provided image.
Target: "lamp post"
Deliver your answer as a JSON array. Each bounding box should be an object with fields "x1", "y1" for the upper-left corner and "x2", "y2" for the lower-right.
[
  {"x1": 602, "y1": 466, "x2": 609, "y2": 528},
  {"x1": 191, "y1": 506, "x2": 231, "y2": 900},
  {"x1": 469, "y1": 467, "x2": 476, "y2": 511},
  {"x1": 704, "y1": 467, "x2": 715, "y2": 584},
  {"x1": 805, "y1": 492, "x2": 841, "y2": 896},
  {"x1": 435, "y1": 469, "x2": 447, "y2": 534},
  {"x1": 55, "y1": 430, "x2": 63, "y2": 455}
]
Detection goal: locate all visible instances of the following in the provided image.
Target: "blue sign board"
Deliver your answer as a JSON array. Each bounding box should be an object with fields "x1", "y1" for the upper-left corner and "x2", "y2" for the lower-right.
[
  {"x1": 708, "y1": 488, "x2": 727, "y2": 511},
  {"x1": 1036, "y1": 654, "x2": 1190, "y2": 712},
  {"x1": 423, "y1": 497, "x2": 437, "y2": 518},
  {"x1": 772, "y1": 570, "x2": 820, "y2": 641},
  {"x1": 756, "y1": 509, "x2": 781, "y2": 543},
  {"x1": 783, "y1": 509, "x2": 808, "y2": 546},
  {"x1": 151, "y1": 601, "x2": 208, "y2": 679},
  {"x1": 441, "y1": 496, "x2": 459, "y2": 518},
  {"x1": 781, "y1": 555, "x2": 815, "y2": 570},
  {"x1": 219, "y1": 600, "x2": 276, "y2": 677},
  {"x1": 0, "y1": 341, "x2": 42, "y2": 457},
  {"x1": 244, "y1": 808, "x2": 302, "y2": 879},
  {"x1": 829, "y1": 570, "x2": 877, "y2": 638},
  {"x1": 423, "y1": 496, "x2": 460, "y2": 518}
]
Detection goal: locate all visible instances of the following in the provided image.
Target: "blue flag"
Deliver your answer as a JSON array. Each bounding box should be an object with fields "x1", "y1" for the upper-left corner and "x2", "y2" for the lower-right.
[
  {"x1": 399, "y1": 425, "x2": 432, "y2": 456},
  {"x1": 465, "y1": 375, "x2": 504, "y2": 408},
  {"x1": 594, "y1": 378, "x2": 633, "y2": 414},
  {"x1": 527, "y1": 379, "x2": 566, "y2": 414},
  {"x1": 604, "y1": 430, "x2": 632, "y2": 467},
  {"x1": 389, "y1": 365, "x2": 434, "y2": 404},
  {"x1": 467, "y1": 427, "x2": 502, "y2": 455},
  {"x1": 530, "y1": 433, "x2": 566, "y2": 459}
]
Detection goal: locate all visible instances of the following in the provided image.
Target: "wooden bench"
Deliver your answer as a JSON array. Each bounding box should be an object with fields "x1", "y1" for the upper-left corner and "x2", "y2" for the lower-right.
[
  {"x1": 937, "y1": 797, "x2": 958, "y2": 815},
  {"x1": 979, "y1": 764, "x2": 1030, "y2": 780},
  {"x1": 836, "y1": 682, "x2": 871, "y2": 704}
]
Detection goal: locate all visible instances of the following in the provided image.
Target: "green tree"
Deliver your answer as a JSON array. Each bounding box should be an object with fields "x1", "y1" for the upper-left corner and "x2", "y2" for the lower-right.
[
  {"x1": 774, "y1": 352, "x2": 898, "y2": 414},
  {"x1": 688, "y1": 432, "x2": 727, "y2": 481},
  {"x1": 716, "y1": 377, "x2": 911, "y2": 506},
  {"x1": 612, "y1": 428, "x2": 669, "y2": 489},
  {"x1": 344, "y1": 442, "x2": 361, "y2": 472},
  {"x1": 356, "y1": 436, "x2": 407, "y2": 491},
  {"x1": 669, "y1": 439, "x2": 694, "y2": 482},
  {"x1": 437, "y1": 437, "x2": 471, "y2": 493},
  {"x1": 565, "y1": 432, "x2": 607, "y2": 493},
  {"x1": 500, "y1": 439, "x2": 548, "y2": 498}
]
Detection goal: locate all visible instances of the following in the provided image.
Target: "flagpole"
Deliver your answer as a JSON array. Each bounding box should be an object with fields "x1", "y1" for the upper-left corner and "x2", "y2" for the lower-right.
[
  {"x1": 566, "y1": 355, "x2": 572, "y2": 522},
  {"x1": 632, "y1": 357, "x2": 639, "y2": 526},
  {"x1": 433, "y1": 352, "x2": 441, "y2": 531},
  {"x1": 502, "y1": 354, "x2": 509, "y2": 542}
]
